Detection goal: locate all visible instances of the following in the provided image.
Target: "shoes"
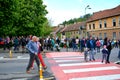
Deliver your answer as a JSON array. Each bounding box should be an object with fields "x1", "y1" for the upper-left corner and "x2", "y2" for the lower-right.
[
  {"x1": 43, "y1": 66, "x2": 47, "y2": 70},
  {"x1": 31, "y1": 67, "x2": 35, "y2": 70},
  {"x1": 93, "y1": 58, "x2": 95, "y2": 61},
  {"x1": 26, "y1": 70, "x2": 30, "y2": 74}
]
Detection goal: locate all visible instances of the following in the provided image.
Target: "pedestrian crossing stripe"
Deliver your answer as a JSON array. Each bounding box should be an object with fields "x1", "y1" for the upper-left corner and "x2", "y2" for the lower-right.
[
  {"x1": 55, "y1": 60, "x2": 82, "y2": 62},
  {"x1": 69, "y1": 74, "x2": 120, "y2": 80},
  {"x1": 59, "y1": 62, "x2": 103, "y2": 67},
  {"x1": 53, "y1": 56, "x2": 84, "y2": 60},
  {"x1": 63, "y1": 66, "x2": 119, "y2": 73},
  {"x1": 46, "y1": 52, "x2": 120, "y2": 80}
]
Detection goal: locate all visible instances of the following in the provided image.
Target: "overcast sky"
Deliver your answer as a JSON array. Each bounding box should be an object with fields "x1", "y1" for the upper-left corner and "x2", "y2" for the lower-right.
[{"x1": 43, "y1": 0, "x2": 120, "y2": 26}]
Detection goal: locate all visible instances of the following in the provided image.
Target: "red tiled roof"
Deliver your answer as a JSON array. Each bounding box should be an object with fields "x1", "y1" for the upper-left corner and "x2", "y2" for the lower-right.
[
  {"x1": 87, "y1": 5, "x2": 120, "y2": 22},
  {"x1": 62, "y1": 22, "x2": 86, "y2": 32}
]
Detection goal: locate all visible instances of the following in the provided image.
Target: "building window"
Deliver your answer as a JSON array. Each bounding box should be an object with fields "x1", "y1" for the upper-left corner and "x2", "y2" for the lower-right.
[
  {"x1": 93, "y1": 23, "x2": 95, "y2": 29},
  {"x1": 99, "y1": 20, "x2": 102, "y2": 28},
  {"x1": 76, "y1": 31, "x2": 79, "y2": 34},
  {"x1": 89, "y1": 24, "x2": 91, "y2": 29},
  {"x1": 104, "y1": 33, "x2": 107, "y2": 38},
  {"x1": 113, "y1": 32, "x2": 116, "y2": 39},
  {"x1": 99, "y1": 33, "x2": 102, "y2": 39},
  {"x1": 104, "y1": 20, "x2": 107, "y2": 28},
  {"x1": 112, "y1": 18, "x2": 116, "y2": 27},
  {"x1": 119, "y1": 17, "x2": 120, "y2": 26},
  {"x1": 119, "y1": 32, "x2": 120, "y2": 39},
  {"x1": 62, "y1": 32, "x2": 65, "y2": 35}
]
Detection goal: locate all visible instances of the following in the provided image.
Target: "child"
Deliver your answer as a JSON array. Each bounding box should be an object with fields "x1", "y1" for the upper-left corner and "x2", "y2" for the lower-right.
[
  {"x1": 101, "y1": 45, "x2": 109, "y2": 64},
  {"x1": 84, "y1": 47, "x2": 89, "y2": 62}
]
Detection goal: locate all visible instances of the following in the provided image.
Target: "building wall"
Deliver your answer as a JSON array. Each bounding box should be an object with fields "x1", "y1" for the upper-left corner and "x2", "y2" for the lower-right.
[
  {"x1": 64, "y1": 30, "x2": 86, "y2": 38},
  {"x1": 64, "y1": 31, "x2": 80, "y2": 38},
  {"x1": 87, "y1": 15, "x2": 120, "y2": 40}
]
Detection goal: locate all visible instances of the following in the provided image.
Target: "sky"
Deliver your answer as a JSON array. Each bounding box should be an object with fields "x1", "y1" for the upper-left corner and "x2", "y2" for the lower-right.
[{"x1": 43, "y1": 0, "x2": 120, "y2": 26}]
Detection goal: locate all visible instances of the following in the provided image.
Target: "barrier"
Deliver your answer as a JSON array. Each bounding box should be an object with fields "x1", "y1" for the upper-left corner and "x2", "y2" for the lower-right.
[
  {"x1": 9, "y1": 50, "x2": 12, "y2": 58},
  {"x1": 39, "y1": 63, "x2": 44, "y2": 80}
]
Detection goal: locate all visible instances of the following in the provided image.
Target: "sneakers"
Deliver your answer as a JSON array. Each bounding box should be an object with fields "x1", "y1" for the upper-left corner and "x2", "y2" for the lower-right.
[
  {"x1": 31, "y1": 67, "x2": 35, "y2": 70},
  {"x1": 26, "y1": 70, "x2": 30, "y2": 74},
  {"x1": 43, "y1": 66, "x2": 47, "y2": 70}
]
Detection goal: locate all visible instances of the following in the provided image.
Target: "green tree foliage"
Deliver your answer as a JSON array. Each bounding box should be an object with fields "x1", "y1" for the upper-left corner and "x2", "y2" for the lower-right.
[
  {"x1": 0, "y1": 0, "x2": 18, "y2": 36},
  {"x1": 0, "y1": 0, "x2": 51, "y2": 37},
  {"x1": 62, "y1": 13, "x2": 92, "y2": 25}
]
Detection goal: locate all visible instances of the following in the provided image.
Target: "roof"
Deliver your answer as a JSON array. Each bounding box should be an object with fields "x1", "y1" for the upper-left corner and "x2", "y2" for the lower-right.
[
  {"x1": 51, "y1": 26, "x2": 64, "y2": 34},
  {"x1": 61, "y1": 22, "x2": 86, "y2": 32},
  {"x1": 51, "y1": 27, "x2": 59, "y2": 32},
  {"x1": 87, "y1": 5, "x2": 120, "y2": 22}
]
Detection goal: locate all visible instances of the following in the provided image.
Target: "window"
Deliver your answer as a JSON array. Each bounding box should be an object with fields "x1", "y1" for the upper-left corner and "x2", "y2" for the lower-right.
[
  {"x1": 99, "y1": 20, "x2": 102, "y2": 28},
  {"x1": 99, "y1": 33, "x2": 102, "y2": 39},
  {"x1": 62, "y1": 32, "x2": 65, "y2": 35},
  {"x1": 89, "y1": 24, "x2": 91, "y2": 29},
  {"x1": 104, "y1": 20, "x2": 107, "y2": 28},
  {"x1": 104, "y1": 33, "x2": 107, "y2": 38},
  {"x1": 119, "y1": 32, "x2": 120, "y2": 39},
  {"x1": 112, "y1": 18, "x2": 116, "y2": 27},
  {"x1": 113, "y1": 32, "x2": 116, "y2": 39},
  {"x1": 119, "y1": 17, "x2": 120, "y2": 26},
  {"x1": 77, "y1": 31, "x2": 79, "y2": 34},
  {"x1": 93, "y1": 23, "x2": 95, "y2": 29}
]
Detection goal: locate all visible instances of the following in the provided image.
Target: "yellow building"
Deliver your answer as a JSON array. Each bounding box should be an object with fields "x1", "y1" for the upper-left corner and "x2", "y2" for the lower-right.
[
  {"x1": 87, "y1": 5, "x2": 120, "y2": 40},
  {"x1": 61, "y1": 22, "x2": 86, "y2": 38}
]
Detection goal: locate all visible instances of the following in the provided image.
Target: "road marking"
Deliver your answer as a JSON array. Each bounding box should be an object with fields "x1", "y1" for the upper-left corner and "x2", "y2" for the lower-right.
[
  {"x1": 55, "y1": 60, "x2": 81, "y2": 62},
  {"x1": 69, "y1": 74, "x2": 120, "y2": 80},
  {"x1": 63, "y1": 66, "x2": 119, "y2": 73},
  {"x1": 12, "y1": 78, "x2": 28, "y2": 80},
  {"x1": 17, "y1": 56, "x2": 29, "y2": 59},
  {"x1": 0, "y1": 57, "x2": 4, "y2": 60},
  {"x1": 53, "y1": 56, "x2": 84, "y2": 60},
  {"x1": 59, "y1": 62, "x2": 103, "y2": 67},
  {"x1": 0, "y1": 56, "x2": 29, "y2": 60}
]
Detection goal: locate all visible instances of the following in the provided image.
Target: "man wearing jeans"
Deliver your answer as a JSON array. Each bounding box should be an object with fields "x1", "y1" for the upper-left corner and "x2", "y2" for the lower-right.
[
  {"x1": 86, "y1": 37, "x2": 95, "y2": 61},
  {"x1": 26, "y1": 36, "x2": 39, "y2": 73}
]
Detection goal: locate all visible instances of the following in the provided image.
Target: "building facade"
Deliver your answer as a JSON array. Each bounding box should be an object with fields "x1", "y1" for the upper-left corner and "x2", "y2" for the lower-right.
[
  {"x1": 87, "y1": 5, "x2": 120, "y2": 40},
  {"x1": 61, "y1": 22, "x2": 86, "y2": 38}
]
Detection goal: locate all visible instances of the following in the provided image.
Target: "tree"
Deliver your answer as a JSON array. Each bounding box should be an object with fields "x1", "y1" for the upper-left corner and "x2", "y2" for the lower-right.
[
  {"x1": 0, "y1": 0, "x2": 18, "y2": 36},
  {"x1": 0, "y1": 0, "x2": 51, "y2": 37},
  {"x1": 61, "y1": 13, "x2": 92, "y2": 26},
  {"x1": 16, "y1": 0, "x2": 48, "y2": 36}
]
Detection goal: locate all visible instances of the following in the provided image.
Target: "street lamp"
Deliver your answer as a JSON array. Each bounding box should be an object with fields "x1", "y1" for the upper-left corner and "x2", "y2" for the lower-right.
[
  {"x1": 85, "y1": 5, "x2": 91, "y2": 16},
  {"x1": 85, "y1": 5, "x2": 91, "y2": 38}
]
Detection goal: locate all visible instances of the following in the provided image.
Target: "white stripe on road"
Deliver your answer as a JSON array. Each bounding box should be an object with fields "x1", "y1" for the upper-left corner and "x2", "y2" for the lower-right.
[
  {"x1": 63, "y1": 66, "x2": 119, "y2": 73},
  {"x1": 0, "y1": 57, "x2": 4, "y2": 60},
  {"x1": 17, "y1": 56, "x2": 29, "y2": 59},
  {"x1": 69, "y1": 74, "x2": 120, "y2": 80},
  {"x1": 55, "y1": 60, "x2": 81, "y2": 62},
  {"x1": 53, "y1": 56, "x2": 84, "y2": 60},
  {"x1": 59, "y1": 62, "x2": 103, "y2": 67},
  {"x1": 0, "y1": 56, "x2": 29, "y2": 60}
]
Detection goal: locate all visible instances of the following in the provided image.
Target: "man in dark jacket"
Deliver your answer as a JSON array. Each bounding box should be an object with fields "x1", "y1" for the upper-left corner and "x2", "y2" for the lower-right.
[{"x1": 86, "y1": 37, "x2": 95, "y2": 61}]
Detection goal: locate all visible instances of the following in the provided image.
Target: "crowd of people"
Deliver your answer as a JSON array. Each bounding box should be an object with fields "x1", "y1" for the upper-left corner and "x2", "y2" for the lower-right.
[{"x1": 0, "y1": 35, "x2": 120, "y2": 73}]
